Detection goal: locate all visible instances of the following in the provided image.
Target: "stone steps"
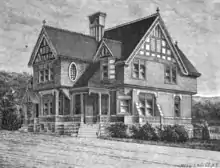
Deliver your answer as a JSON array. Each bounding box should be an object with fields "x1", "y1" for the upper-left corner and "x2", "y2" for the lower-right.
[{"x1": 77, "y1": 124, "x2": 99, "y2": 138}]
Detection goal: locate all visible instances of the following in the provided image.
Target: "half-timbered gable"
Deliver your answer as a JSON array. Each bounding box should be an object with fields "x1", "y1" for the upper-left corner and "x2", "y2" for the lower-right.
[{"x1": 34, "y1": 37, "x2": 55, "y2": 64}]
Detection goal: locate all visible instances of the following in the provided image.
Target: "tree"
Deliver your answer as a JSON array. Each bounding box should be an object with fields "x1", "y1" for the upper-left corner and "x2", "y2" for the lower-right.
[{"x1": 0, "y1": 90, "x2": 23, "y2": 130}]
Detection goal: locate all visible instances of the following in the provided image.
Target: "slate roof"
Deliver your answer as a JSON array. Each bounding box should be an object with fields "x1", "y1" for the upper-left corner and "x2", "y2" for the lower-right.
[
  {"x1": 44, "y1": 26, "x2": 98, "y2": 62},
  {"x1": 103, "y1": 38, "x2": 122, "y2": 59},
  {"x1": 175, "y1": 45, "x2": 201, "y2": 77},
  {"x1": 104, "y1": 14, "x2": 158, "y2": 60}
]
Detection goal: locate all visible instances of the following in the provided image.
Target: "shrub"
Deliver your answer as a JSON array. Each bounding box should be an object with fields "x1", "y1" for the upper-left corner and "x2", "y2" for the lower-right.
[
  {"x1": 161, "y1": 125, "x2": 179, "y2": 142},
  {"x1": 130, "y1": 123, "x2": 159, "y2": 141},
  {"x1": 107, "y1": 122, "x2": 127, "y2": 138},
  {"x1": 173, "y1": 125, "x2": 189, "y2": 142},
  {"x1": 1, "y1": 112, "x2": 23, "y2": 130}
]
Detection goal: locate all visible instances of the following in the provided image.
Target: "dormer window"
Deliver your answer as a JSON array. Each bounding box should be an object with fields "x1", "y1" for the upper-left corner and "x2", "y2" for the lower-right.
[{"x1": 101, "y1": 58, "x2": 115, "y2": 80}]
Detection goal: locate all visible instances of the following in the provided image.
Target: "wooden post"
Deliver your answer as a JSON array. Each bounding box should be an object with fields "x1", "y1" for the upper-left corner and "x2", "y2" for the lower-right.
[
  {"x1": 98, "y1": 93, "x2": 102, "y2": 116},
  {"x1": 80, "y1": 93, "x2": 84, "y2": 123},
  {"x1": 39, "y1": 94, "x2": 43, "y2": 116},
  {"x1": 55, "y1": 90, "x2": 59, "y2": 116},
  {"x1": 108, "y1": 94, "x2": 110, "y2": 116},
  {"x1": 70, "y1": 94, "x2": 75, "y2": 116}
]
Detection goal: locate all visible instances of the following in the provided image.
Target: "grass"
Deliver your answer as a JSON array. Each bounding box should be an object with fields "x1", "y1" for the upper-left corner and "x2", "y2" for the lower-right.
[{"x1": 100, "y1": 137, "x2": 220, "y2": 152}]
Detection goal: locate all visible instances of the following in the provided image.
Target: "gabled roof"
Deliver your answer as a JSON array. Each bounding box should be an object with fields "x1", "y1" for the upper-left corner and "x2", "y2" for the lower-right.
[
  {"x1": 74, "y1": 62, "x2": 100, "y2": 87},
  {"x1": 44, "y1": 25, "x2": 98, "y2": 62},
  {"x1": 103, "y1": 38, "x2": 122, "y2": 59},
  {"x1": 104, "y1": 13, "x2": 158, "y2": 60},
  {"x1": 175, "y1": 45, "x2": 201, "y2": 77}
]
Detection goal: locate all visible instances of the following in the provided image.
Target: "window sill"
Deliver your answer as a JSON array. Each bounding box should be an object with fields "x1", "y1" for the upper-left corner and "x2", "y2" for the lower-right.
[
  {"x1": 131, "y1": 77, "x2": 146, "y2": 81},
  {"x1": 164, "y1": 81, "x2": 177, "y2": 85},
  {"x1": 38, "y1": 81, "x2": 54, "y2": 85}
]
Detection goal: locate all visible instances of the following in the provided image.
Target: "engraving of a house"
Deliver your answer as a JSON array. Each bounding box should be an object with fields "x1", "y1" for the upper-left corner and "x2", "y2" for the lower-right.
[{"x1": 22, "y1": 9, "x2": 201, "y2": 137}]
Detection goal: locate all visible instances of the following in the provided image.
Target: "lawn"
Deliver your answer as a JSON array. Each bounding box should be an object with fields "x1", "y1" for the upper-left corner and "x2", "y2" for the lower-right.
[
  {"x1": 0, "y1": 130, "x2": 220, "y2": 168},
  {"x1": 101, "y1": 137, "x2": 220, "y2": 152}
]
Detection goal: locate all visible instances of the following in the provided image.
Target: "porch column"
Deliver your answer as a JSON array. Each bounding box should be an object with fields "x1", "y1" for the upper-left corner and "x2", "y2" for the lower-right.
[
  {"x1": 80, "y1": 93, "x2": 84, "y2": 123},
  {"x1": 55, "y1": 90, "x2": 59, "y2": 116},
  {"x1": 108, "y1": 94, "x2": 111, "y2": 116},
  {"x1": 39, "y1": 94, "x2": 43, "y2": 116},
  {"x1": 98, "y1": 93, "x2": 102, "y2": 115},
  {"x1": 70, "y1": 94, "x2": 75, "y2": 116}
]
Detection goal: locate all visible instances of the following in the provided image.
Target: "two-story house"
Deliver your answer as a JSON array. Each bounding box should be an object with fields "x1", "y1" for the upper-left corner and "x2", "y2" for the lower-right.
[{"x1": 22, "y1": 8, "x2": 201, "y2": 137}]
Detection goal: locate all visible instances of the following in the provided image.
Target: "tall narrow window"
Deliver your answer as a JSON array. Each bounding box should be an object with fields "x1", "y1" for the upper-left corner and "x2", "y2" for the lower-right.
[
  {"x1": 101, "y1": 58, "x2": 115, "y2": 80},
  {"x1": 174, "y1": 96, "x2": 181, "y2": 117},
  {"x1": 165, "y1": 66, "x2": 171, "y2": 83},
  {"x1": 132, "y1": 59, "x2": 146, "y2": 80},
  {"x1": 39, "y1": 70, "x2": 44, "y2": 83},
  {"x1": 165, "y1": 65, "x2": 177, "y2": 84},
  {"x1": 45, "y1": 69, "x2": 49, "y2": 81},
  {"x1": 132, "y1": 59, "x2": 139, "y2": 78},
  {"x1": 49, "y1": 101, "x2": 53, "y2": 115},
  {"x1": 49, "y1": 67, "x2": 54, "y2": 81},
  {"x1": 140, "y1": 61, "x2": 146, "y2": 79},
  {"x1": 44, "y1": 103, "x2": 48, "y2": 115}
]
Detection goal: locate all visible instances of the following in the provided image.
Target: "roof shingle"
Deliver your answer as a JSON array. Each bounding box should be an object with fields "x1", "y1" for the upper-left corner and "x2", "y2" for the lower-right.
[{"x1": 44, "y1": 26, "x2": 98, "y2": 62}]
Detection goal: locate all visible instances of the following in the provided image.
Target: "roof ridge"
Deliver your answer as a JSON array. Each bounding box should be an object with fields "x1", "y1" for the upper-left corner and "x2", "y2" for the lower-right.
[
  {"x1": 103, "y1": 38, "x2": 122, "y2": 44},
  {"x1": 44, "y1": 25, "x2": 96, "y2": 40},
  {"x1": 105, "y1": 13, "x2": 158, "y2": 31}
]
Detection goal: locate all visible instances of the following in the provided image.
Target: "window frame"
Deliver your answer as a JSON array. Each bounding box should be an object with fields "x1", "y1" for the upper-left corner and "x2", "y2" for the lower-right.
[
  {"x1": 69, "y1": 62, "x2": 77, "y2": 82},
  {"x1": 132, "y1": 59, "x2": 146, "y2": 80},
  {"x1": 119, "y1": 99, "x2": 130, "y2": 114},
  {"x1": 139, "y1": 93, "x2": 156, "y2": 116},
  {"x1": 101, "y1": 57, "x2": 116, "y2": 81},
  {"x1": 164, "y1": 65, "x2": 177, "y2": 84}
]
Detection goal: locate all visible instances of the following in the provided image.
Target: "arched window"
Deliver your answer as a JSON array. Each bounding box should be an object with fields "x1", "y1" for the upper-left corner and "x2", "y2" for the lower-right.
[
  {"x1": 174, "y1": 96, "x2": 181, "y2": 117},
  {"x1": 69, "y1": 62, "x2": 77, "y2": 81}
]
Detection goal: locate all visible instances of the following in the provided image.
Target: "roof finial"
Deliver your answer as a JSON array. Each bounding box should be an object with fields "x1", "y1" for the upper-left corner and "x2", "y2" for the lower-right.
[
  {"x1": 156, "y1": 7, "x2": 160, "y2": 14},
  {"x1": 42, "y1": 19, "x2": 46, "y2": 25},
  {"x1": 175, "y1": 40, "x2": 178, "y2": 46}
]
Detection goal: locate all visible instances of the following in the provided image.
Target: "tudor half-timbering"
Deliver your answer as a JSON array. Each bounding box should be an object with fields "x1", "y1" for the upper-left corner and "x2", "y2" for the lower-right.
[{"x1": 22, "y1": 9, "x2": 201, "y2": 137}]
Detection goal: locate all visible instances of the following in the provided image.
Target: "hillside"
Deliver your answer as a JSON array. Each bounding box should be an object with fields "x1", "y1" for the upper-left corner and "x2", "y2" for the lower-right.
[
  {"x1": 0, "y1": 71, "x2": 32, "y2": 104},
  {"x1": 193, "y1": 96, "x2": 220, "y2": 104}
]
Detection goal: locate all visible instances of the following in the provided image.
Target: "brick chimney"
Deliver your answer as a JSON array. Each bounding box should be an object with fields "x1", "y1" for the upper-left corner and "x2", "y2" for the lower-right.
[{"x1": 88, "y1": 12, "x2": 106, "y2": 41}]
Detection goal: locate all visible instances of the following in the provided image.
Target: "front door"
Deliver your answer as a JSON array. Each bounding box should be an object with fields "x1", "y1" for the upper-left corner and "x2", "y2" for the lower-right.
[{"x1": 85, "y1": 93, "x2": 98, "y2": 124}]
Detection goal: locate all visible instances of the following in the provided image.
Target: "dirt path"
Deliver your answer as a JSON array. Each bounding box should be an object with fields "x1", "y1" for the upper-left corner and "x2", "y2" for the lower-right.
[{"x1": 0, "y1": 131, "x2": 219, "y2": 168}]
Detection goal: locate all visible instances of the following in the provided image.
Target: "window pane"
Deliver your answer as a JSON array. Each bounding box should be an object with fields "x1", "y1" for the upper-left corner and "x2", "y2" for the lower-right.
[
  {"x1": 172, "y1": 67, "x2": 177, "y2": 83},
  {"x1": 151, "y1": 38, "x2": 156, "y2": 51},
  {"x1": 120, "y1": 100, "x2": 129, "y2": 113},
  {"x1": 140, "y1": 64, "x2": 145, "y2": 79},
  {"x1": 156, "y1": 40, "x2": 161, "y2": 52},
  {"x1": 45, "y1": 69, "x2": 49, "y2": 81},
  {"x1": 165, "y1": 66, "x2": 171, "y2": 82},
  {"x1": 133, "y1": 60, "x2": 139, "y2": 78}
]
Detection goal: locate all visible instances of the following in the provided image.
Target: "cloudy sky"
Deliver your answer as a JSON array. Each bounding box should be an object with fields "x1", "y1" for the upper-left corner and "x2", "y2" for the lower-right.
[{"x1": 0, "y1": 0, "x2": 220, "y2": 96}]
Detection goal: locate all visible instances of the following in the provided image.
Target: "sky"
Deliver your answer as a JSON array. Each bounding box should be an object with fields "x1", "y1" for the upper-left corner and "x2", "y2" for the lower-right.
[{"x1": 0, "y1": 0, "x2": 220, "y2": 96}]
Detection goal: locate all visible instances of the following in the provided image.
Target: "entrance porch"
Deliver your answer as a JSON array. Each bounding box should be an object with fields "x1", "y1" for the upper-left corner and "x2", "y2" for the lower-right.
[{"x1": 71, "y1": 89, "x2": 111, "y2": 124}]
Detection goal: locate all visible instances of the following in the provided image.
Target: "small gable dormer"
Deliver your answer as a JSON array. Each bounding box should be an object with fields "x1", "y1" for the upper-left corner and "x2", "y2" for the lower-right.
[{"x1": 94, "y1": 40, "x2": 116, "y2": 81}]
